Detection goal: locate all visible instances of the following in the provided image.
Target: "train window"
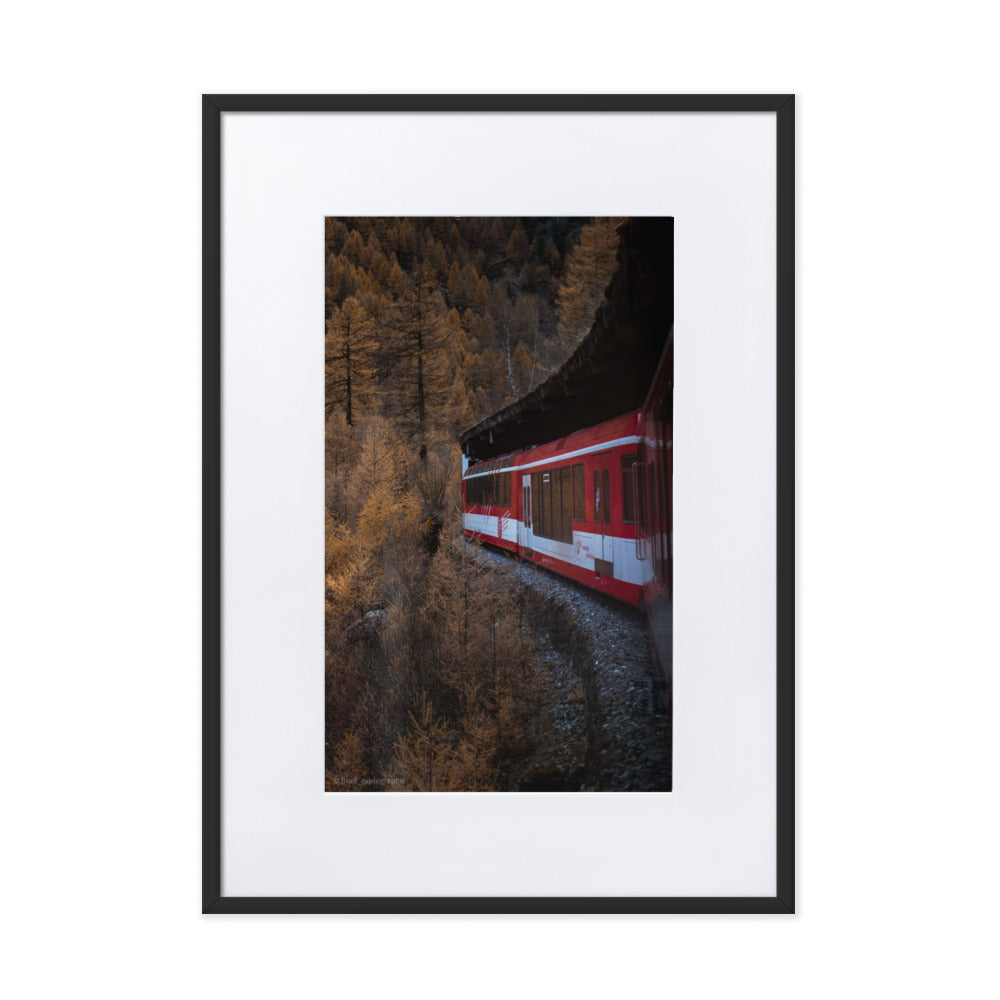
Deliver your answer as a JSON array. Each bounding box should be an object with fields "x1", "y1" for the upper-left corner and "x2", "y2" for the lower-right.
[
  {"x1": 572, "y1": 464, "x2": 585, "y2": 521},
  {"x1": 593, "y1": 471, "x2": 600, "y2": 523},
  {"x1": 530, "y1": 466, "x2": 573, "y2": 543},
  {"x1": 621, "y1": 452, "x2": 638, "y2": 523},
  {"x1": 502, "y1": 471, "x2": 511, "y2": 506},
  {"x1": 558, "y1": 466, "x2": 573, "y2": 541},
  {"x1": 486, "y1": 471, "x2": 506, "y2": 507},
  {"x1": 602, "y1": 469, "x2": 610, "y2": 524}
]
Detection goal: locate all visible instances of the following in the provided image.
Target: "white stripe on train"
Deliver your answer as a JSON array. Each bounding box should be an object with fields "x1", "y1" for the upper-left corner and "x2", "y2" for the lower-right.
[
  {"x1": 463, "y1": 511, "x2": 518, "y2": 544},
  {"x1": 462, "y1": 512, "x2": 652, "y2": 587},
  {"x1": 464, "y1": 435, "x2": 641, "y2": 478}
]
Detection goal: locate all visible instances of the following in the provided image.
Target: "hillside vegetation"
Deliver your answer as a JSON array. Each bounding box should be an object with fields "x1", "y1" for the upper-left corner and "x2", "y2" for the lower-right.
[{"x1": 324, "y1": 216, "x2": 622, "y2": 790}]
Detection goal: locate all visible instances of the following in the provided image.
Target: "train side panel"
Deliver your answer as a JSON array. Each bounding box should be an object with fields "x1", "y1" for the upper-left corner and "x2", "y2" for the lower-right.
[
  {"x1": 461, "y1": 455, "x2": 518, "y2": 553},
  {"x1": 463, "y1": 412, "x2": 655, "y2": 606}
]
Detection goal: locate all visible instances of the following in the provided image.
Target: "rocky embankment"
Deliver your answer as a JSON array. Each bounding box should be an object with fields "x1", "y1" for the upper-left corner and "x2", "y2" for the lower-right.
[{"x1": 467, "y1": 542, "x2": 672, "y2": 791}]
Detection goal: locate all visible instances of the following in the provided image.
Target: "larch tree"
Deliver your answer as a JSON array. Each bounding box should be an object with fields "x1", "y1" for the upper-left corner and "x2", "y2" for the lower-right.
[
  {"x1": 325, "y1": 410, "x2": 359, "y2": 522},
  {"x1": 326, "y1": 296, "x2": 378, "y2": 425},
  {"x1": 325, "y1": 217, "x2": 349, "y2": 257},
  {"x1": 342, "y1": 229, "x2": 365, "y2": 263},
  {"x1": 446, "y1": 260, "x2": 462, "y2": 306},
  {"x1": 361, "y1": 230, "x2": 383, "y2": 270},
  {"x1": 504, "y1": 219, "x2": 529, "y2": 266},
  {"x1": 345, "y1": 415, "x2": 409, "y2": 519},
  {"x1": 380, "y1": 265, "x2": 454, "y2": 453},
  {"x1": 553, "y1": 217, "x2": 626, "y2": 363},
  {"x1": 512, "y1": 293, "x2": 541, "y2": 392}
]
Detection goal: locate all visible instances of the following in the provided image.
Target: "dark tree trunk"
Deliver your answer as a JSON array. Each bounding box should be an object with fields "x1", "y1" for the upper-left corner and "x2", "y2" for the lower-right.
[{"x1": 345, "y1": 337, "x2": 353, "y2": 425}]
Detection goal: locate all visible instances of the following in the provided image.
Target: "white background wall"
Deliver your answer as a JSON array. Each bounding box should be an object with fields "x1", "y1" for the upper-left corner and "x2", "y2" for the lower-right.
[{"x1": 2, "y1": 3, "x2": 998, "y2": 998}]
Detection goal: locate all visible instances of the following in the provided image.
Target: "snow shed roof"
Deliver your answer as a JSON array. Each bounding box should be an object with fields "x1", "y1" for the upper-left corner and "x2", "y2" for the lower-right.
[{"x1": 459, "y1": 217, "x2": 673, "y2": 463}]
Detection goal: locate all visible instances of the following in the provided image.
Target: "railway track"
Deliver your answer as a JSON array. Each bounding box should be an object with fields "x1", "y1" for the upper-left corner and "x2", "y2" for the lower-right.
[{"x1": 464, "y1": 539, "x2": 672, "y2": 791}]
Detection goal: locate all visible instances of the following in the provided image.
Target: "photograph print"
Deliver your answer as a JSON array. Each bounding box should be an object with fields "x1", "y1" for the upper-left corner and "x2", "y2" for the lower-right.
[{"x1": 325, "y1": 217, "x2": 673, "y2": 792}]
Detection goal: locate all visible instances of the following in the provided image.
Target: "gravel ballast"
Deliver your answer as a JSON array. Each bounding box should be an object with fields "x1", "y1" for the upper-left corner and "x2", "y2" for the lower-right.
[{"x1": 467, "y1": 541, "x2": 672, "y2": 791}]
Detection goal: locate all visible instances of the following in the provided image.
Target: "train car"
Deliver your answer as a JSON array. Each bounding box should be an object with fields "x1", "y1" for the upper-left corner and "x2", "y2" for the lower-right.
[
  {"x1": 460, "y1": 219, "x2": 673, "y2": 699},
  {"x1": 463, "y1": 409, "x2": 667, "y2": 607},
  {"x1": 461, "y1": 330, "x2": 673, "y2": 699},
  {"x1": 461, "y1": 453, "x2": 518, "y2": 554},
  {"x1": 635, "y1": 333, "x2": 673, "y2": 687}
]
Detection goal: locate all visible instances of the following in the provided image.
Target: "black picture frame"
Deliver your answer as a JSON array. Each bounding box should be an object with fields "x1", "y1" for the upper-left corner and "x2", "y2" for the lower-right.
[{"x1": 203, "y1": 94, "x2": 795, "y2": 915}]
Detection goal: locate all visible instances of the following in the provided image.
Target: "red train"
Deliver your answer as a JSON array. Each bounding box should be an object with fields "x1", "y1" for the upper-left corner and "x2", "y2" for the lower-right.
[{"x1": 462, "y1": 337, "x2": 673, "y2": 685}]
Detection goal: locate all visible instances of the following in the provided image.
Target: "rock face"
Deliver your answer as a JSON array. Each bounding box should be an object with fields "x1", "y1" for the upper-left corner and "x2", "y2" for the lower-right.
[{"x1": 468, "y1": 542, "x2": 672, "y2": 792}]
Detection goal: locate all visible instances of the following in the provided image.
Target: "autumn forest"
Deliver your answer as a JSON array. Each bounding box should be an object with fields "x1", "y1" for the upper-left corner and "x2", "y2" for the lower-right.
[{"x1": 325, "y1": 216, "x2": 623, "y2": 791}]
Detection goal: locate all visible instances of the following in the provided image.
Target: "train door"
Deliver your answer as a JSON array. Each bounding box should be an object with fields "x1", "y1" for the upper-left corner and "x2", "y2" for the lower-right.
[
  {"x1": 593, "y1": 452, "x2": 614, "y2": 577},
  {"x1": 519, "y1": 475, "x2": 533, "y2": 555}
]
